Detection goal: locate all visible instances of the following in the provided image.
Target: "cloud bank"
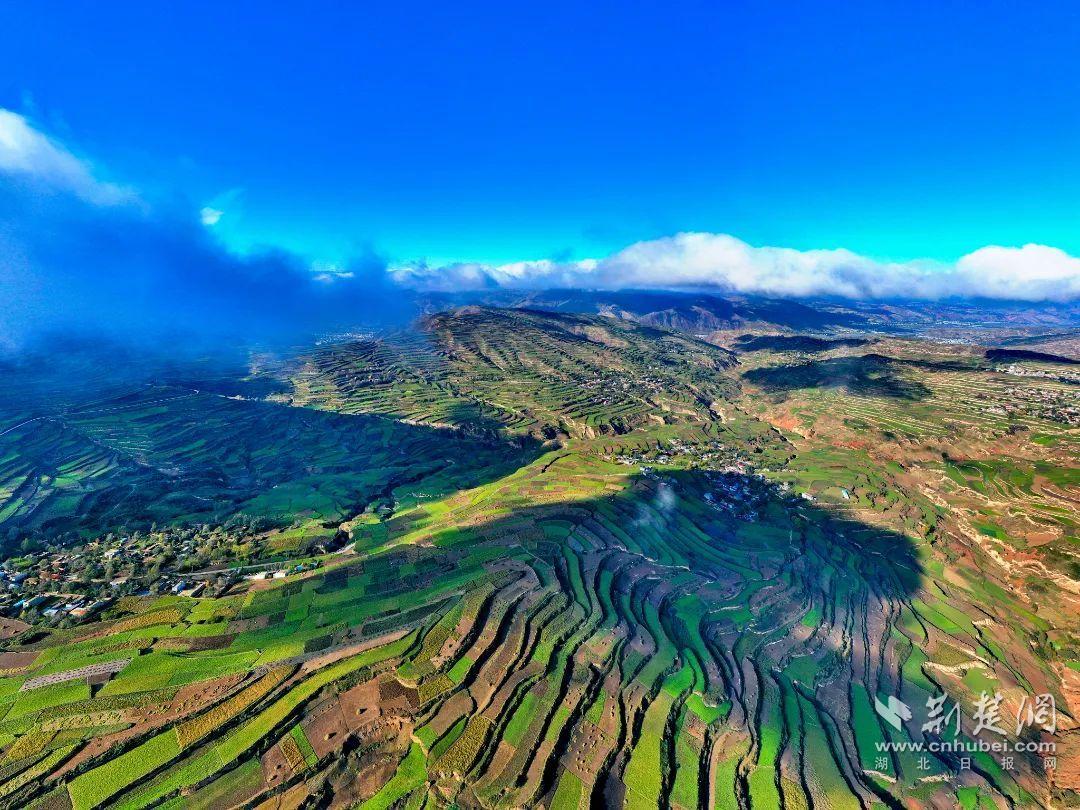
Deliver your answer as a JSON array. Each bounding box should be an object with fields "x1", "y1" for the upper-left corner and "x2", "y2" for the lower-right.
[
  {"x1": 392, "y1": 233, "x2": 1080, "y2": 302},
  {"x1": 0, "y1": 110, "x2": 407, "y2": 352},
  {"x1": 3, "y1": 106, "x2": 1078, "y2": 357}
]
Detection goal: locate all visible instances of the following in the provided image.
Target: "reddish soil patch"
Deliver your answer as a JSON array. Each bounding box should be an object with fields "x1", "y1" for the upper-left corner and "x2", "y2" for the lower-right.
[
  {"x1": 336, "y1": 755, "x2": 399, "y2": 807},
  {"x1": 0, "y1": 650, "x2": 38, "y2": 670},
  {"x1": 155, "y1": 633, "x2": 237, "y2": 652},
  {"x1": 1025, "y1": 531, "x2": 1058, "y2": 547},
  {"x1": 261, "y1": 740, "x2": 303, "y2": 790},
  {"x1": 771, "y1": 413, "x2": 802, "y2": 433},
  {"x1": 1052, "y1": 731, "x2": 1080, "y2": 791},
  {"x1": 49, "y1": 672, "x2": 246, "y2": 781},
  {"x1": 0, "y1": 618, "x2": 30, "y2": 641},
  {"x1": 149, "y1": 673, "x2": 248, "y2": 724},
  {"x1": 563, "y1": 720, "x2": 611, "y2": 781},
  {"x1": 683, "y1": 712, "x2": 707, "y2": 742},
  {"x1": 227, "y1": 615, "x2": 271, "y2": 634},
  {"x1": 339, "y1": 678, "x2": 382, "y2": 732},
  {"x1": 379, "y1": 677, "x2": 419, "y2": 712},
  {"x1": 482, "y1": 663, "x2": 541, "y2": 721},
  {"x1": 303, "y1": 700, "x2": 350, "y2": 759},
  {"x1": 427, "y1": 689, "x2": 473, "y2": 737}
]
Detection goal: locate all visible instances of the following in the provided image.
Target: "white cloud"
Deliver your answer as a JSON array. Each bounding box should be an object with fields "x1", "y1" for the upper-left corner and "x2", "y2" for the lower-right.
[
  {"x1": 3, "y1": 107, "x2": 1077, "y2": 306},
  {"x1": 311, "y1": 262, "x2": 355, "y2": 283},
  {"x1": 0, "y1": 109, "x2": 133, "y2": 206},
  {"x1": 0, "y1": 109, "x2": 412, "y2": 350},
  {"x1": 200, "y1": 206, "x2": 223, "y2": 226},
  {"x1": 955, "y1": 244, "x2": 1080, "y2": 301},
  {"x1": 199, "y1": 188, "x2": 243, "y2": 229},
  {"x1": 391, "y1": 232, "x2": 1080, "y2": 302}
]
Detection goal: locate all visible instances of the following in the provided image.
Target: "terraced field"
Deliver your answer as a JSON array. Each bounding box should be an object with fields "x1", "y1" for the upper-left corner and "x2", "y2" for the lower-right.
[
  {"x1": 290, "y1": 308, "x2": 739, "y2": 439},
  {"x1": 0, "y1": 372, "x2": 538, "y2": 552},
  {"x1": 736, "y1": 338, "x2": 1080, "y2": 617},
  {"x1": 0, "y1": 307, "x2": 1076, "y2": 808}
]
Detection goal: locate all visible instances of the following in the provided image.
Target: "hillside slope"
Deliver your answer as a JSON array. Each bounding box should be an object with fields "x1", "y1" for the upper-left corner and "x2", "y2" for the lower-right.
[
  {"x1": 292, "y1": 307, "x2": 740, "y2": 439},
  {"x1": 0, "y1": 308, "x2": 1075, "y2": 809}
]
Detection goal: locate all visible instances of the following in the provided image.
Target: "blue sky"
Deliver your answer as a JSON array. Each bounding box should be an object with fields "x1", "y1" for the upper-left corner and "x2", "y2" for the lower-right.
[
  {"x1": 1, "y1": 0, "x2": 1079, "y2": 348},
  {"x1": 3, "y1": 0, "x2": 1080, "y2": 269}
]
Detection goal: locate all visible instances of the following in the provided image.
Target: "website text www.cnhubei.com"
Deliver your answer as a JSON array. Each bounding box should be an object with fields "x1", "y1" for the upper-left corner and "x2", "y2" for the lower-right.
[{"x1": 875, "y1": 739, "x2": 1056, "y2": 754}]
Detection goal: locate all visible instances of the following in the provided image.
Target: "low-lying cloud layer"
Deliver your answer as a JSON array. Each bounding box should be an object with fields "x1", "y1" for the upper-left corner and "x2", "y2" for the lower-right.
[
  {"x1": 0, "y1": 110, "x2": 407, "y2": 352},
  {"x1": 2, "y1": 108, "x2": 1078, "y2": 355},
  {"x1": 391, "y1": 233, "x2": 1080, "y2": 302}
]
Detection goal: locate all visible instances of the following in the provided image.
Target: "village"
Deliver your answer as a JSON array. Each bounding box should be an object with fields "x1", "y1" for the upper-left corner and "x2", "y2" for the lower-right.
[{"x1": 0, "y1": 527, "x2": 329, "y2": 629}]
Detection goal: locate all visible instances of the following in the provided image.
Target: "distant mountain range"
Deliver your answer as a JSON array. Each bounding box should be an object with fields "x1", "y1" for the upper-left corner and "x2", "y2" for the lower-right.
[{"x1": 420, "y1": 288, "x2": 1080, "y2": 335}]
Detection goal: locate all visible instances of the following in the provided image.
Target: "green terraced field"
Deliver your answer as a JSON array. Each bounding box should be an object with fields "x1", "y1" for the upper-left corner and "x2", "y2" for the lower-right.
[{"x1": 0, "y1": 308, "x2": 1075, "y2": 809}]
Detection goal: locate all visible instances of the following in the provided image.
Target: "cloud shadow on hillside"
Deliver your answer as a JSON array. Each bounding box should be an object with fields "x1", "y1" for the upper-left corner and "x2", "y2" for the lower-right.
[
  {"x1": 0, "y1": 371, "x2": 546, "y2": 553},
  {"x1": 743, "y1": 354, "x2": 933, "y2": 400},
  {"x1": 397, "y1": 466, "x2": 925, "y2": 808},
  {"x1": 733, "y1": 334, "x2": 872, "y2": 353}
]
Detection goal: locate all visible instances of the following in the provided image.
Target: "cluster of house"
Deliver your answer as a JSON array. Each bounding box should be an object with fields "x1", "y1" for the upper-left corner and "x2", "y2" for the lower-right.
[
  {"x1": 607, "y1": 439, "x2": 817, "y2": 522},
  {"x1": 998, "y1": 384, "x2": 1080, "y2": 427},
  {"x1": 702, "y1": 469, "x2": 772, "y2": 521},
  {"x1": 166, "y1": 579, "x2": 206, "y2": 596},
  {"x1": 612, "y1": 438, "x2": 751, "y2": 471},
  {"x1": 6, "y1": 591, "x2": 112, "y2": 621},
  {"x1": 0, "y1": 547, "x2": 206, "y2": 624},
  {"x1": 243, "y1": 560, "x2": 321, "y2": 581},
  {"x1": 1001, "y1": 363, "x2": 1080, "y2": 385},
  {"x1": 0, "y1": 522, "x2": 338, "y2": 626}
]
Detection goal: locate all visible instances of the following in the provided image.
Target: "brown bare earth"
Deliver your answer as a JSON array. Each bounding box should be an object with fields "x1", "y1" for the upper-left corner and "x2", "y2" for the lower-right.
[
  {"x1": 0, "y1": 618, "x2": 30, "y2": 641},
  {"x1": 49, "y1": 673, "x2": 246, "y2": 781}
]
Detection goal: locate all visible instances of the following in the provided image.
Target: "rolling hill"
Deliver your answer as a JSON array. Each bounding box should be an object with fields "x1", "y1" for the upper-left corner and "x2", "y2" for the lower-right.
[{"x1": 0, "y1": 305, "x2": 1075, "y2": 809}]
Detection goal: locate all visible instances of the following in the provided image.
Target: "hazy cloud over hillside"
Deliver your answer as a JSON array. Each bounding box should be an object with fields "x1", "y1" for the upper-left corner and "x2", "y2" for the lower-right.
[
  {"x1": 391, "y1": 232, "x2": 1080, "y2": 302},
  {"x1": 0, "y1": 110, "x2": 407, "y2": 351}
]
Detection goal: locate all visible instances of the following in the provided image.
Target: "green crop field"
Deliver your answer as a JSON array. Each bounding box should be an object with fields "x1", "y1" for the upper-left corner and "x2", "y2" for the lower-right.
[{"x1": 0, "y1": 305, "x2": 1075, "y2": 808}]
